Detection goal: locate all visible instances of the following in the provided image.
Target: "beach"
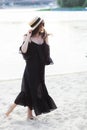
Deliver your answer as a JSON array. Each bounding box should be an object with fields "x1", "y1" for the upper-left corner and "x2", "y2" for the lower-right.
[
  {"x1": 0, "y1": 71, "x2": 87, "y2": 130},
  {"x1": 0, "y1": 9, "x2": 87, "y2": 130}
]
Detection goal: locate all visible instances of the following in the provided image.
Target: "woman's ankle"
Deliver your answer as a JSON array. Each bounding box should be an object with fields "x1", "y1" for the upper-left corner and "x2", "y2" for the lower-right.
[{"x1": 5, "y1": 112, "x2": 9, "y2": 117}]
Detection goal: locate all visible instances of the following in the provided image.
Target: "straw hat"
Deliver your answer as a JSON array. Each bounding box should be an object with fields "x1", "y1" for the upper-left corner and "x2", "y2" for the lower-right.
[{"x1": 29, "y1": 16, "x2": 43, "y2": 30}]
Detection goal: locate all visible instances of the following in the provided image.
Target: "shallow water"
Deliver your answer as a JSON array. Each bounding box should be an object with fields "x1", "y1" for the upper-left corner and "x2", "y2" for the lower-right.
[{"x1": 0, "y1": 10, "x2": 87, "y2": 80}]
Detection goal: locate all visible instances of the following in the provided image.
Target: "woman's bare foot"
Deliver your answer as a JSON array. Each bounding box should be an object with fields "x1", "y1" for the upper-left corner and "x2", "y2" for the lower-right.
[
  {"x1": 5, "y1": 103, "x2": 17, "y2": 117},
  {"x1": 27, "y1": 107, "x2": 35, "y2": 120}
]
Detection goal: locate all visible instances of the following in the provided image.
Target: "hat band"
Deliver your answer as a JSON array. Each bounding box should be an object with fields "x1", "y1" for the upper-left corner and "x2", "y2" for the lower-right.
[{"x1": 31, "y1": 17, "x2": 41, "y2": 28}]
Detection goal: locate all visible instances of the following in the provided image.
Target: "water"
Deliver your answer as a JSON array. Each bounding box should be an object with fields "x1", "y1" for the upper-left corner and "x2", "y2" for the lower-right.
[{"x1": 0, "y1": 9, "x2": 87, "y2": 80}]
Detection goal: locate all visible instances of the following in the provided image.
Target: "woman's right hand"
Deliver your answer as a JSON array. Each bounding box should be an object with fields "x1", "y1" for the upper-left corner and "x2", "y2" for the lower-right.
[
  {"x1": 23, "y1": 30, "x2": 32, "y2": 42},
  {"x1": 27, "y1": 30, "x2": 32, "y2": 37}
]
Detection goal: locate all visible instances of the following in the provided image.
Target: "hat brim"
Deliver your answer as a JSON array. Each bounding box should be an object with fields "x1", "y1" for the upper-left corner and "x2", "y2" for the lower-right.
[{"x1": 29, "y1": 19, "x2": 43, "y2": 30}]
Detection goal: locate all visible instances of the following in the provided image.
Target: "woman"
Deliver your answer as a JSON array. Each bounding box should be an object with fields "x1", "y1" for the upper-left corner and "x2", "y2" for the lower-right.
[{"x1": 6, "y1": 16, "x2": 57, "y2": 119}]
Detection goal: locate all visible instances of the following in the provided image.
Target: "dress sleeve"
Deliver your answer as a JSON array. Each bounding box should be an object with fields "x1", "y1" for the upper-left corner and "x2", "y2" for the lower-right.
[
  {"x1": 19, "y1": 39, "x2": 30, "y2": 60},
  {"x1": 19, "y1": 34, "x2": 27, "y2": 54},
  {"x1": 44, "y1": 43, "x2": 53, "y2": 65}
]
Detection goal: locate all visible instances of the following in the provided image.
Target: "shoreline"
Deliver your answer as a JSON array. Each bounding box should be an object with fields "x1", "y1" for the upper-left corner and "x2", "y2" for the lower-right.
[{"x1": 0, "y1": 70, "x2": 87, "y2": 82}]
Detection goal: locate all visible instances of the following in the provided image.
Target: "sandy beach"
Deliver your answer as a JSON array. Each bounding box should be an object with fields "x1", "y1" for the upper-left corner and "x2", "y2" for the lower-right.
[
  {"x1": 0, "y1": 8, "x2": 87, "y2": 130},
  {"x1": 0, "y1": 71, "x2": 87, "y2": 130}
]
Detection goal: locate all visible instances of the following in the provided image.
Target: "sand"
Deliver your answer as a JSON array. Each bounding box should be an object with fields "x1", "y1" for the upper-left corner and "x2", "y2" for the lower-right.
[{"x1": 0, "y1": 71, "x2": 87, "y2": 130}]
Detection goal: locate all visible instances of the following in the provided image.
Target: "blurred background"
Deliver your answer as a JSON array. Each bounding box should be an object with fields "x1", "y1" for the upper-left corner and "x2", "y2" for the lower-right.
[
  {"x1": 0, "y1": 0, "x2": 56, "y2": 8},
  {"x1": 0, "y1": 0, "x2": 87, "y2": 80},
  {"x1": 0, "y1": 0, "x2": 87, "y2": 9}
]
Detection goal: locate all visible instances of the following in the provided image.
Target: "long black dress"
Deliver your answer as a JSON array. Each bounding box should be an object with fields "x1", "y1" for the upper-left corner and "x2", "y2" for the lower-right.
[{"x1": 14, "y1": 41, "x2": 57, "y2": 116}]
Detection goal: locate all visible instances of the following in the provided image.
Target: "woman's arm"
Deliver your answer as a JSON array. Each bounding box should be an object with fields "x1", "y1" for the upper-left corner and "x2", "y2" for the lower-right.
[
  {"x1": 21, "y1": 31, "x2": 32, "y2": 53},
  {"x1": 42, "y1": 30, "x2": 49, "y2": 44},
  {"x1": 44, "y1": 34, "x2": 49, "y2": 44}
]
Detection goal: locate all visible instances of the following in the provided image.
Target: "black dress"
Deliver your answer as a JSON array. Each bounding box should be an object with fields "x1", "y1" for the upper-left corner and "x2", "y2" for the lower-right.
[{"x1": 14, "y1": 41, "x2": 57, "y2": 116}]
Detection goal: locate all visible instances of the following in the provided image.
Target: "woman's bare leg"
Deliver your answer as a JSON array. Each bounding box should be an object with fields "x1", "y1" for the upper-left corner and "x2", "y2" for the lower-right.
[
  {"x1": 27, "y1": 107, "x2": 34, "y2": 119},
  {"x1": 5, "y1": 103, "x2": 17, "y2": 117}
]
